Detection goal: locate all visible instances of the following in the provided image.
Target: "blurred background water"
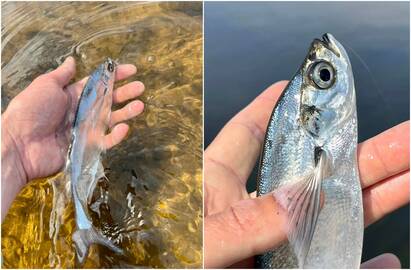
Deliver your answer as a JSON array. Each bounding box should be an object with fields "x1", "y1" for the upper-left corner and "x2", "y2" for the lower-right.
[
  {"x1": 205, "y1": 1, "x2": 409, "y2": 267},
  {"x1": 2, "y1": 2, "x2": 202, "y2": 268}
]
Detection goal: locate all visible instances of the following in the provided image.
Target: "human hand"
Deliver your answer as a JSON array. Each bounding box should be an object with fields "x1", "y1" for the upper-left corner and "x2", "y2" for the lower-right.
[
  {"x1": 1, "y1": 56, "x2": 145, "y2": 220},
  {"x1": 204, "y1": 81, "x2": 409, "y2": 268}
]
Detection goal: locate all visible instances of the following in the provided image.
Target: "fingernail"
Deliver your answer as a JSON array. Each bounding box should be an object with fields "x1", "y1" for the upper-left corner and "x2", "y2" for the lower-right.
[
  {"x1": 63, "y1": 56, "x2": 74, "y2": 66},
  {"x1": 136, "y1": 81, "x2": 145, "y2": 92},
  {"x1": 131, "y1": 100, "x2": 143, "y2": 113},
  {"x1": 128, "y1": 102, "x2": 137, "y2": 116}
]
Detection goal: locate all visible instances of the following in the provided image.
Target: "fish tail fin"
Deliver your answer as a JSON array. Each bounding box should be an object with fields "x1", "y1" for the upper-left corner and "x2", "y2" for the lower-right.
[{"x1": 72, "y1": 227, "x2": 123, "y2": 264}]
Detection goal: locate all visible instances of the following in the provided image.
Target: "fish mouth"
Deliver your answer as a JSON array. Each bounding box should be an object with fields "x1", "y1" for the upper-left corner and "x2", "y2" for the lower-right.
[
  {"x1": 321, "y1": 33, "x2": 332, "y2": 44},
  {"x1": 314, "y1": 33, "x2": 341, "y2": 57}
]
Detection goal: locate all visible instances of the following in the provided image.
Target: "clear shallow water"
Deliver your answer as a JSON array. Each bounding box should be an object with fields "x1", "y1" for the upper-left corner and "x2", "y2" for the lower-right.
[
  {"x1": 2, "y1": 2, "x2": 202, "y2": 268},
  {"x1": 204, "y1": 1, "x2": 409, "y2": 267}
]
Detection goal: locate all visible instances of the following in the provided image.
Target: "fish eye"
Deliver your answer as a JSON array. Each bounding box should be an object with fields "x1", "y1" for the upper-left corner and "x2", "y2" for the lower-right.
[
  {"x1": 107, "y1": 62, "x2": 114, "y2": 72},
  {"x1": 310, "y1": 61, "x2": 335, "y2": 89}
]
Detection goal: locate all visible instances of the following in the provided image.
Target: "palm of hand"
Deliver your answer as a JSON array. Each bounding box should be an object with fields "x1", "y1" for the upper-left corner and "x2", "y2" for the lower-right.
[{"x1": 5, "y1": 76, "x2": 72, "y2": 178}]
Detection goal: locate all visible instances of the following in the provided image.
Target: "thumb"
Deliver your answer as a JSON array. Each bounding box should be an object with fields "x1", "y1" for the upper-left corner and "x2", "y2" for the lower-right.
[
  {"x1": 47, "y1": 56, "x2": 76, "y2": 86},
  {"x1": 361, "y1": 253, "x2": 401, "y2": 269},
  {"x1": 204, "y1": 194, "x2": 287, "y2": 268}
]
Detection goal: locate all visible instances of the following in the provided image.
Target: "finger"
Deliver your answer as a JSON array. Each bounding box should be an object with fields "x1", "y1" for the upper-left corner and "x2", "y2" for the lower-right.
[
  {"x1": 361, "y1": 253, "x2": 401, "y2": 269},
  {"x1": 363, "y1": 170, "x2": 409, "y2": 226},
  {"x1": 113, "y1": 81, "x2": 145, "y2": 104},
  {"x1": 115, "y1": 64, "x2": 137, "y2": 81},
  {"x1": 204, "y1": 194, "x2": 288, "y2": 268},
  {"x1": 47, "y1": 56, "x2": 76, "y2": 86},
  {"x1": 66, "y1": 76, "x2": 88, "y2": 98},
  {"x1": 204, "y1": 163, "x2": 249, "y2": 216},
  {"x1": 249, "y1": 191, "x2": 257, "y2": 198},
  {"x1": 103, "y1": 123, "x2": 130, "y2": 149},
  {"x1": 205, "y1": 81, "x2": 288, "y2": 214},
  {"x1": 63, "y1": 76, "x2": 89, "y2": 116},
  {"x1": 358, "y1": 121, "x2": 409, "y2": 189},
  {"x1": 206, "y1": 81, "x2": 287, "y2": 186},
  {"x1": 229, "y1": 258, "x2": 255, "y2": 268},
  {"x1": 109, "y1": 100, "x2": 144, "y2": 127}
]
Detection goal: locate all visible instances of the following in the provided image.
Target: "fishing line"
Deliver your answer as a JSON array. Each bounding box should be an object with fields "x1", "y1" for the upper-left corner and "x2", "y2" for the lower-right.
[{"x1": 344, "y1": 43, "x2": 395, "y2": 128}]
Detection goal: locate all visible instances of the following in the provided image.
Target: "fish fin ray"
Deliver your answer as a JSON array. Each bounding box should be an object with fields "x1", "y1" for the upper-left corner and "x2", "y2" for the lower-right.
[
  {"x1": 85, "y1": 161, "x2": 105, "y2": 204},
  {"x1": 73, "y1": 226, "x2": 123, "y2": 265},
  {"x1": 274, "y1": 151, "x2": 331, "y2": 267},
  {"x1": 287, "y1": 171, "x2": 321, "y2": 267}
]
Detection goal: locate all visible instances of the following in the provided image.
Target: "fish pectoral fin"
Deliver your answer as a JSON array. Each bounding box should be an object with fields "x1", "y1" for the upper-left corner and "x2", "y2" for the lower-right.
[
  {"x1": 72, "y1": 227, "x2": 123, "y2": 265},
  {"x1": 274, "y1": 151, "x2": 331, "y2": 267},
  {"x1": 286, "y1": 173, "x2": 321, "y2": 267}
]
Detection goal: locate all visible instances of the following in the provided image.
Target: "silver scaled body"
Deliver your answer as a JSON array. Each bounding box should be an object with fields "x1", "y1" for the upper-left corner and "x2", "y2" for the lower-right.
[
  {"x1": 256, "y1": 34, "x2": 363, "y2": 268},
  {"x1": 67, "y1": 58, "x2": 122, "y2": 264}
]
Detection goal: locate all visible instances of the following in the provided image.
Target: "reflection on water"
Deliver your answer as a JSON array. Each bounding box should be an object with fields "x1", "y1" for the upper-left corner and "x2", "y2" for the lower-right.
[{"x1": 1, "y1": 2, "x2": 202, "y2": 268}]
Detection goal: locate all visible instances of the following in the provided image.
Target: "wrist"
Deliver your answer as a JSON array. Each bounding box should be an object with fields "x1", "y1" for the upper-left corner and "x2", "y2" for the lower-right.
[
  {"x1": 2, "y1": 115, "x2": 28, "y2": 220},
  {"x1": 2, "y1": 114, "x2": 28, "y2": 183}
]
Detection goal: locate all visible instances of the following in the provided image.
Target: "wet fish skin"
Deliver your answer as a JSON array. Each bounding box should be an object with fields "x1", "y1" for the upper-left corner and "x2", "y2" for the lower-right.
[
  {"x1": 67, "y1": 58, "x2": 122, "y2": 264},
  {"x1": 256, "y1": 34, "x2": 363, "y2": 268}
]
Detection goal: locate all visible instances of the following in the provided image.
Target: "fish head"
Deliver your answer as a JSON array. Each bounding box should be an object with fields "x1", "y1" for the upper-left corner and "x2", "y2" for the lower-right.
[
  {"x1": 88, "y1": 58, "x2": 117, "y2": 122},
  {"x1": 77, "y1": 59, "x2": 117, "y2": 148},
  {"x1": 74, "y1": 58, "x2": 116, "y2": 126},
  {"x1": 95, "y1": 58, "x2": 117, "y2": 140},
  {"x1": 83, "y1": 58, "x2": 116, "y2": 103},
  {"x1": 101, "y1": 58, "x2": 117, "y2": 94},
  {"x1": 299, "y1": 33, "x2": 356, "y2": 142}
]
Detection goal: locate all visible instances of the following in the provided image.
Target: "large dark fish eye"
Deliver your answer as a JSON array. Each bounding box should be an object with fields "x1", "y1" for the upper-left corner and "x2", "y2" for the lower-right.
[
  {"x1": 310, "y1": 61, "x2": 335, "y2": 89},
  {"x1": 107, "y1": 61, "x2": 114, "y2": 72}
]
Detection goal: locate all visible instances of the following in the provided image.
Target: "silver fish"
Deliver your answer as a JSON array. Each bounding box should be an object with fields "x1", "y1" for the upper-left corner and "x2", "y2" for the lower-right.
[
  {"x1": 256, "y1": 34, "x2": 363, "y2": 268},
  {"x1": 67, "y1": 58, "x2": 122, "y2": 264}
]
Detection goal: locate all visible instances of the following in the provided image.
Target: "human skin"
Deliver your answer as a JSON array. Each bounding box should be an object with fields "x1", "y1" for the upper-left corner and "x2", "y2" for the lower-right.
[
  {"x1": 204, "y1": 81, "x2": 409, "y2": 268},
  {"x1": 1, "y1": 56, "x2": 145, "y2": 221}
]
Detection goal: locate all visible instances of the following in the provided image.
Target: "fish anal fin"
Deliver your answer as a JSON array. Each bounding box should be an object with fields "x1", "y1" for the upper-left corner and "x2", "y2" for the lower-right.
[
  {"x1": 273, "y1": 150, "x2": 331, "y2": 267},
  {"x1": 85, "y1": 161, "x2": 105, "y2": 205}
]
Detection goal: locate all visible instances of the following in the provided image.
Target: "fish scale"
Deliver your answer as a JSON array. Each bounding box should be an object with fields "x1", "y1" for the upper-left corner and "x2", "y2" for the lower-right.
[{"x1": 256, "y1": 34, "x2": 363, "y2": 268}]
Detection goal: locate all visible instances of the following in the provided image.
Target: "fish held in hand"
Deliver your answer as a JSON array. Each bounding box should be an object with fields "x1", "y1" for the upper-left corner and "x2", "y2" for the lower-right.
[
  {"x1": 67, "y1": 58, "x2": 122, "y2": 264},
  {"x1": 256, "y1": 34, "x2": 363, "y2": 268}
]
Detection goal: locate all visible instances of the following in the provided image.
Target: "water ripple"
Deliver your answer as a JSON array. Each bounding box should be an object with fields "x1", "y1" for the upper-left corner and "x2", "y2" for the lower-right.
[{"x1": 1, "y1": 2, "x2": 202, "y2": 268}]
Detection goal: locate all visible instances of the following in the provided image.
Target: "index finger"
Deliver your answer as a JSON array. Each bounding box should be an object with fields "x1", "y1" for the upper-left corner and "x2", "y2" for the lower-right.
[
  {"x1": 205, "y1": 81, "x2": 288, "y2": 214},
  {"x1": 205, "y1": 80, "x2": 288, "y2": 186},
  {"x1": 115, "y1": 64, "x2": 137, "y2": 81},
  {"x1": 358, "y1": 121, "x2": 409, "y2": 189}
]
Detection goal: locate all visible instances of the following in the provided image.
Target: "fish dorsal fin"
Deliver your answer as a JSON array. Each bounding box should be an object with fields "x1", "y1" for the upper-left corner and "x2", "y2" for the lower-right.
[{"x1": 274, "y1": 149, "x2": 331, "y2": 267}]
